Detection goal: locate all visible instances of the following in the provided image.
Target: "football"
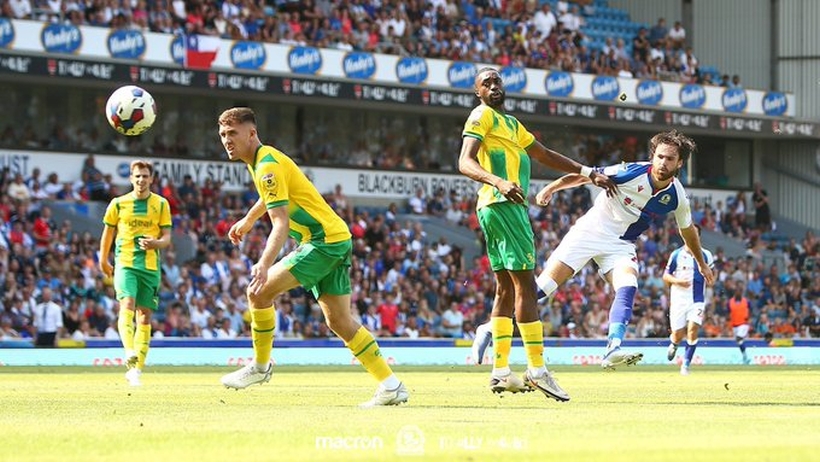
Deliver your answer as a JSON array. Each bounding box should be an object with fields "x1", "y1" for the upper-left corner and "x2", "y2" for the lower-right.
[{"x1": 105, "y1": 85, "x2": 157, "y2": 136}]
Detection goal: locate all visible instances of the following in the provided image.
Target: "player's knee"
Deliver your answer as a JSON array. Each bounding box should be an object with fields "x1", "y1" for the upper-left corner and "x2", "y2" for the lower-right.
[
  {"x1": 135, "y1": 309, "x2": 152, "y2": 325},
  {"x1": 612, "y1": 271, "x2": 638, "y2": 290},
  {"x1": 119, "y1": 298, "x2": 136, "y2": 312},
  {"x1": 246, "y1": 289, "x2": 272, "y2": 308},
  {"x1": 495, "y1": 283, "x2": 513, "y2": 301}
]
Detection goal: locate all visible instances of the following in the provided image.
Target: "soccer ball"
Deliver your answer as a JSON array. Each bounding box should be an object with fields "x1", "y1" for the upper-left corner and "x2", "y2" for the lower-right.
[{"x1": 105, "y1": 85, "x2": 157, "y2": 136}]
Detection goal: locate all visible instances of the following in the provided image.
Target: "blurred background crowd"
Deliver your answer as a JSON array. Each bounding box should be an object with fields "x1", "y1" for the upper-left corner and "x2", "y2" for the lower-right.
[
  {"x1": 3, "y1": 0, "x2": 740, "y2": 85},
  {"x1": 1, "y1": 156, "x2": 818, "y2": 344},
  {"x1": 1, "y1": 0, "x2": 816, "y2": 345}
]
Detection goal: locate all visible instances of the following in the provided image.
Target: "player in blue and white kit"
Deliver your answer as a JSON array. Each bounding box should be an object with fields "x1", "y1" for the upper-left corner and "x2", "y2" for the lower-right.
[
  {"x1": 663, "y1": 225, "x2": 714, "y2": 375},
  {"x1": 472, "y1": 130, "x2": 715, "y2": 370}
]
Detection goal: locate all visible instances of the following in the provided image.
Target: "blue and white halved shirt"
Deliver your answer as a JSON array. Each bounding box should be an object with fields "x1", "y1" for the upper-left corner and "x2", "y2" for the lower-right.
[
  {"x1": 665, "y1": 246, "x2": 714, "y2": 305},
  {"x1": 575, "y1": 162, "x2": 693, "y2": 242}
]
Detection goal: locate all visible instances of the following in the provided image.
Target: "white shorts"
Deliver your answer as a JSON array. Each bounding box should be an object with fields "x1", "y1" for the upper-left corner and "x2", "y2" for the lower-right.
[
  {"x1": 733, "y1": 324, "x2": 750, "y2": 339},
  {"x1": 548, "y1": 225, "x2": 638, "y2": 275},
  {"x1": 669, "y1": 302, "x2": 704, "y2": 331}
]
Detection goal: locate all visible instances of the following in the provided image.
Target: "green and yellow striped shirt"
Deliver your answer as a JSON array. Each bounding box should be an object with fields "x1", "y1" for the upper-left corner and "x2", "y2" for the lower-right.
[
  {"x1": 249, "y1": 145, "x2": 351, "y2": 244},
  {"x1": 103, "y1": 192, "x2": 172, "y2": 272},
  {"x1": 462, "y1": 105, "x2": 536, "y2": 210}
]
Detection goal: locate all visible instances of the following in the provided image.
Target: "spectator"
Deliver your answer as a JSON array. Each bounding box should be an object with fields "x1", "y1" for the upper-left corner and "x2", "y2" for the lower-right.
[
  {"x1": 6, "y1": 173, "x2": 31, "y2": 202},
  {"x1": 533, "y1": 3, "x2": 557, "y2": 39},
  {"x1": 667, "y1": 21, "x2": 686, "y2": 49},
  {"x1": 33, "y1": 287, "x2": 63, "y2": 347},
  {"x1": 440, "y1": 301, "x2": 464, "y2": 338},
  {"x1": 648, "y1": 18, "x2": 668, "y2": 47},
  {"x1": 408, "y1": 188, "x2": 426, "y2": 214},
  {"x1": 752, "y1": 181, "x2": 771, "y2": 232}
]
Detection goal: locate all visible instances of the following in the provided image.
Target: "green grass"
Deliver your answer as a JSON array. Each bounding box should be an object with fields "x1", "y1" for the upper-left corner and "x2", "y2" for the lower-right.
[{"x1": 1, "y1": 365, "x2": 818, "y2": 462}]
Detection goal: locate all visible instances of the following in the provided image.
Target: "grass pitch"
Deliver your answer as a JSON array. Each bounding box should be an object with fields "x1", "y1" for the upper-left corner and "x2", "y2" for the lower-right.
[{"x1": 1, "y1": 365, "x2": 818, "y2": 462}]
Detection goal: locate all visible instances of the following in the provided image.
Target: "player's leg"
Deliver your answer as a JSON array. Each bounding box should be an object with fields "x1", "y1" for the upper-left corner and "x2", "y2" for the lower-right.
[
  {"x1": 734, "y1": 324, "x2": 751, "y2": 364},
  {"x1": 305, "y1": 240, "x2": 406, "y2": 406},
  {"x1": 680, "y1": 303, "x2": 704, "y2": 375},
  {"x1": 114, "y1": 267, "x2": 138, "y2": 372},
  {"x1": 486, "y1": 270, "x2": 532, "y2": 393},
  {"x1": 535, "y1": 227, "x2": 590, "y2": 301},
  {"x1": 509, "y1": 270, "x2": 569, "y2": 402},
  {"x1": 600, "y1": 256, "x2": 643, "y2": 369},
  {"x1": 318, "y1": 293, "x2": 408, "y2": 407},
  {"x1": 472, "y1": 203, "x2": 524, "y2": 389},
  {"x1": 667, "y1": 302, "x2": 688, "y2": 361},
  {"x1": 221, "y1": 258, "x2": 299, "y2": 389},
  {"x1": 471, "y1": 320, "x2": 492, "y2": 365},
  {"x1": 124, "y1": 308, "x2": 153, "y2": 386}
]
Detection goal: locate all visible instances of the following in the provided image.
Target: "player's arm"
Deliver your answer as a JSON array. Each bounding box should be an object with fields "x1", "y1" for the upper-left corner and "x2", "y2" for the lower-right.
[
  {"x1": 679, "y1": 225, "x2": 714, "y2": 285},
  {"x1": 662, "y1": 270, "x2": 690, "y2": 287},
  {"x1": 248, "y1": 205, "x2": 290, "y2": 295},
  {"x1": 535, "y1": 173, "x2": 590, "y2": 206},
  {"x1": 458, "y1": 136, "x2": 526, "y2": 203},
  {"x1": 99, "y1": 225, "x2": 116, "y2": 278},
  {"x1": 527, "y1": 141, "x2": 617, "y2": 197},
  {"x1": 228, "y1": 198, "x2": 266, "y2": 246},
  {"x1": 138, "y1": 228, "x2": 171, "y2": 250}
]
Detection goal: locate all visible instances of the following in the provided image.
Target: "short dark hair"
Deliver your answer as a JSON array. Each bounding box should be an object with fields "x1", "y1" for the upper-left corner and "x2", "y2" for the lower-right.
[
  {"x1": 218, "y1": 107, "x2": 257, "y2": 127},
  {"x1": 130, "y1": 160, "x2": 153, "y2": 176},
  {"x1": 649, "y1": 129, "x2": 696, "y2": 165}
]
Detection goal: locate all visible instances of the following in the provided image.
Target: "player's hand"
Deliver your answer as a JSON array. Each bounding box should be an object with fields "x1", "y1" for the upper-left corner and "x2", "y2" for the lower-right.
[
  {"x1": 228, "y1": 217, "x2": 253, "y2": 246},
  {"x1": 99, "y1": 260, "x2": 113, "y2": 279},
  {"x1": 590, "y1": 172, "x2": 618, "y2": 197},
  {"x1": 248, "y1": 262, "x2": 269, "y2": 295},
  {"x1": 137, "y1": 237, "x2": 157, "y2": 250},
  {"x1": 535, "y1": 187, "x2": 554, "y2": 206},
  {"x1": 699, "y1": 264, "x2": 715, "y2": 286},
  {"x1": 495, "y1": 179, "x2": 525, "y2": 204},
  {"x1": 674, "y1": 279, "x2": 692, "y2": 288}
]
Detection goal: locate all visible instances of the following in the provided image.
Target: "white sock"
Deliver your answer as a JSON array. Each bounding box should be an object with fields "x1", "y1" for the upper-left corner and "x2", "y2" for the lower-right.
[
  {"x1": 476, "y1": 322, "x2": 491, "y2": 339},
  {"x1": 607, "y1": 338, "x2": 622, "y2": 352},
  {"x1": 255, "y1": 362, "x2": 270, "y2": 372},
  {"x1": 528, "y1": 366, "x2": 547, "y2": 377},
  {"x1": 492, "y1": 366, "x2": 511, "y2": 377},
  {"x1": 381, "y1": 374, "x2": 401, "y2": 390},
  {"x1": 535, "y1": 273, "x2": 558, "y2": 297}
]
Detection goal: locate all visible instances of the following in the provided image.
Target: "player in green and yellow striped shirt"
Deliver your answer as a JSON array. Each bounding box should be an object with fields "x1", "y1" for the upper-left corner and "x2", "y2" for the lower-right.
[
  {"x1": 99, "y1": 160, "x2": 172, "y2": 387},
  {"x1": 217, "y1": 107, "x2": 407, "y2": 407},
  {"x1": 459, "y1": 67, "x2": 615, "y2": 402}
]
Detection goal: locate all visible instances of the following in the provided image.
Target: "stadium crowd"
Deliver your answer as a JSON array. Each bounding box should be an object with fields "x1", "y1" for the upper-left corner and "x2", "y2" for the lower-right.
[
  {"x1": 1, "y1": 154, "x2": 819, "y2": 345},
  {"x1": 1, "y1": 0, "x2": 741, "y2": 86}
]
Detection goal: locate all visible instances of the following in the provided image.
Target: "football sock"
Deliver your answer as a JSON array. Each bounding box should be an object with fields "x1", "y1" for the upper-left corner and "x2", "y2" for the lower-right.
[
  {"x1": 250, "y1": 307, "x2": 275, "y2": 371},
  {"x1": 535, "y1": 275, "x2": 558, "y2": 301},
  {"x1": 684, "y1": 339, "x2": 698, "y2": 367},
  {"x1": 491, "y1": 317, "x2": 514, "y2": 372},
  {"x1": 607, "y1": 286, "x2": 636, "y2": 351},
  {"x1": 518, "y1": 320, "x2": 546, "y2": 376},
  {"x1": 135, "y1": 323, "x2": 151, "y2": 370},
  {"x1": 118, "y1": 308, "x2": 135, "y2": 358},
  {"x1": 346, "y1": 326, "x2": 392, "y2": 382}
]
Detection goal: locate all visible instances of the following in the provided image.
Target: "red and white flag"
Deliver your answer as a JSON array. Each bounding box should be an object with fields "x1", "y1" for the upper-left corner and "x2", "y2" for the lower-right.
[{"x1": 185, "y1": 35, "x2": 220, "y2": 69}]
